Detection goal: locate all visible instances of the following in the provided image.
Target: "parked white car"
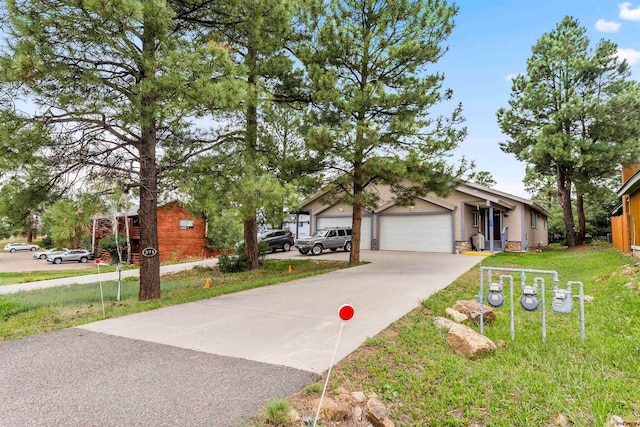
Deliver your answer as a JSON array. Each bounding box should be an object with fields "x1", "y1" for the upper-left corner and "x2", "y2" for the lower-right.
[
  {"x1": 4, "y1": 242, "x2": 39, "y2": 252},
  {"x1": 32, "y1": 248, "x2": 69, "y2": 260}
]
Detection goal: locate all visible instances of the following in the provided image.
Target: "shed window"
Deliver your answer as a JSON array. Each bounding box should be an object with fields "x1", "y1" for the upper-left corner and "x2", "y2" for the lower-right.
[{"x1": 179, "y1": 219, "x2": 194, "y2": 229}]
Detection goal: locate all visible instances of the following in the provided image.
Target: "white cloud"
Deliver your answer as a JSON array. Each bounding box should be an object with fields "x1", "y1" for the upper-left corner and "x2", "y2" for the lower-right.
[
  {"x1": 617, "y1": 48, "x2": 640, "y2": 65},
  {"x1": 595, "y1": 19, "x2": 621, "y2": 32},
  {"x1": 619, "y1": 2, "x2": 640, "y2": 21}
]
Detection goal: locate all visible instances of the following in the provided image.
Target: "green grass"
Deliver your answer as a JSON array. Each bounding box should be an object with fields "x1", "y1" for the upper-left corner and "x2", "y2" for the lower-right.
[
  {"x1": 320, "y1": 244, "x2": 640, "y2": 426},
  {"x1": 0, "y1": 259, "x2": 349, "y2": 342},
  {"x1": 0, "y1": 265, "x2": 128, "y2": 286}
]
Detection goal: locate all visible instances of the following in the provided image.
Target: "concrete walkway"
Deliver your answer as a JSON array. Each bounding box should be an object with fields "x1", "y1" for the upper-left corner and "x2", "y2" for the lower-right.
[{"x1": 1, "y1": 251, "x2": 482, "y2": 426}]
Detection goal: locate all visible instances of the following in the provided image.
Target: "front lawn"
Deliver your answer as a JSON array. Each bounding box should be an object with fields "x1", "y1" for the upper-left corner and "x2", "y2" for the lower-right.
[
  {"x1": 283, "y1": 245, "x2": 640, "y2": 426},
  {"x1": 0, "y1": 259, "x2": 349, "y2": 342},
  {"x1": 0, "y1": 265, "x2": 127, "y2": 286}
]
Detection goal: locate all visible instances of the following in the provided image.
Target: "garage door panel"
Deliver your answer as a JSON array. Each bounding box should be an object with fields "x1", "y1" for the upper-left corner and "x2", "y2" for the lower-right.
[
  {"x1": 316, "y1": 216, "x2": 372, "y2": 250},
  {"x1": 379, "y1": 214, "x2": 452, "y2": 253}
]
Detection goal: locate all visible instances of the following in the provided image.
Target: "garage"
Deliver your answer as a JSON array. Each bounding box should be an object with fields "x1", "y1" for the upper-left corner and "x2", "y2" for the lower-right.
[
  {"x1": 316, "y1": 215, "x2": 372, "y2": 250},
  {"x1": 379, "y1": 213, "x2": 453, "y2": 253}
]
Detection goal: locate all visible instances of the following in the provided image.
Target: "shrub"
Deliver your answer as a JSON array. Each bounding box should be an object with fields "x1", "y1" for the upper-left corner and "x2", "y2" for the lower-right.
[
  {"x1": 217, "y1": 241, "x2": 269, "y2": 273},
  {"x1": 98, "y1": 233, "x2": 128, "y2": 263},
  {"x1": 41, "y1": 236, "x2": 53, "y2": 249}
]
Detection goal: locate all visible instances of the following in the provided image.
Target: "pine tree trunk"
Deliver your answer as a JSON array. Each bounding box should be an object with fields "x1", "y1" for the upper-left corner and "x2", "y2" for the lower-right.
[
  {"x1": 26, "y1": 212, "x2": 35, "y2": 243},
  {"x1": 576, "y1": 191, "x2": 586, "y2": 245},
  {"x1": 350, "y1": 164, "x2": 363, "y2": 265},
  {"x1": 244, "y1": 216, "x2": 259, "y2": 269},
  {"x1": 557, "y1": 167, "x2": 576, "y2": 247},
  {"x1": 138, "y1": 13, "x2": 161, "y2": 301}
]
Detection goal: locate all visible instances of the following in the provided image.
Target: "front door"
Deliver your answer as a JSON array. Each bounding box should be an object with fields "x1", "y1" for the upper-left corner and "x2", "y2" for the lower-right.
[{"x1": 482, "y1": 208, "x2": 502, "y2": 248}]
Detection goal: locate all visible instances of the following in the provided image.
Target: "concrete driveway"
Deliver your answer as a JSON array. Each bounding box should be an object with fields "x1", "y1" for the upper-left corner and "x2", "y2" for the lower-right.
[{"x1": 1, "y1": 251, "x2": 482, "y2": 426}]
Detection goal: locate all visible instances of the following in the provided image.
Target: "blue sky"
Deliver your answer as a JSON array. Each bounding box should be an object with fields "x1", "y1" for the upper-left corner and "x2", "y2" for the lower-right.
[{"x1": 439, "y1": 1, "x2": 640, "y2": 197}]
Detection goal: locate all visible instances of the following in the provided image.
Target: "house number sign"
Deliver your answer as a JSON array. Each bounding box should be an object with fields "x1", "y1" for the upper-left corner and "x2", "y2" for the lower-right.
[{"x1": 142, "y1": 247, "x2": 158, "y2": 258}]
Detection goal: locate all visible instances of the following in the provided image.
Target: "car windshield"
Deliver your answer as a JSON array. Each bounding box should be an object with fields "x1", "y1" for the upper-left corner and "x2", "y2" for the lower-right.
[{"x1": 312, "y1": 230, "x2": 330, "y2": 237}]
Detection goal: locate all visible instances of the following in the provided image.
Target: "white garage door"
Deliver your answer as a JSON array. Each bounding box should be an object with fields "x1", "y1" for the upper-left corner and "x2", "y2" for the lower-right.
[
  {"x1": 316, "y1": 216, "x2": 372, "y2": 250},
  {"x1": 379, "y1": 214, "x2": 452, "y2": 252}
]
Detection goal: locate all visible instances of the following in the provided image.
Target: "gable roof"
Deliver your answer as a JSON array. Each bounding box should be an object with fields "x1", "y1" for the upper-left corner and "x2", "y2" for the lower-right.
[
  {"x1": 459, "y1": 182, "x2": 552, "y2": 218},
  {"x1": 374, "y1": 195, "x2": 456, "y2": 214},
  {"x1": 617, "y1": 168, "x2": 640, "y2": 197}
]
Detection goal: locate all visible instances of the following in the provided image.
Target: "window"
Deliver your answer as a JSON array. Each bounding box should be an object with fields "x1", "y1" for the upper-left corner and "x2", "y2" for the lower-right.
[
  {"x1": 179, "y1": 219, "x2": 194, "y2": 229},
  {"x1": 531, "y1": 212, "x2": 538, "y2": 229},
  {"x1": 338, "y1": 229, "x2": 346, "y2": 237},
  {"x1": 472, "y1": 211, "x2": 479, "y2": 228},
  {"x1": 328, "y1": 230, "x2": 337, "y2": 237}
]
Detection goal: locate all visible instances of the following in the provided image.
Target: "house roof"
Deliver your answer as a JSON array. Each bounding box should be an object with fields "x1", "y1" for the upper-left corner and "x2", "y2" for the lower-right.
[
  {"x1": 617, "y1": 168, "x2": 640, "y2": 197},
  {"x1": 374, "y1": 195, "x2": 457, "y2": 214},
  {"x1": 459, "y1": 182, "x2": 552, "y2": 218}
]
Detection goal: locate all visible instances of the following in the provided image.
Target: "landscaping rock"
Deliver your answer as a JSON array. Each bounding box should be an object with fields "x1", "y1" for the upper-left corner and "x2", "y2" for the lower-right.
[
  {"x1": 351, "y1": 391, "x2": 367, "y2": 403},
  {"x1": 352, "y1": 405, "x2": 363, "y2": 420},
  {"x1": 433, "y1": 317, "x2": 455, "y2": 330},
  {"x1": 445, "y1": 307, "x2": 469, "y2": 323},
  {"x1": 365, "y1": 397, "x2": 388, "y2": 427},
  {"x1": 554, "y1": 412, "x2": 570, "y2": 427},
  {"x1": 624, "y1": 281, "x2": 635, "y2": 289},
  {"x1": 572, "y1": 295, "x2": 594, "y2": 302},
  {"x1": 453, "y1": 300, "x2": 496, "y2": 323},
  {"x1": 288, "y1": 408, "x2": 300, "y2": 422},
  {"x1": 446, "y1": 323, "x2": 497, "y2": 358},
  {"x1": 314, "y1": 396, "x2": 350, "y2": 422}
]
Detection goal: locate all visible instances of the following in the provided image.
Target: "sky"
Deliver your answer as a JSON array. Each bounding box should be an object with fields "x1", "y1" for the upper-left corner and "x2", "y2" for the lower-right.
[{"x1": 438, "y1": 0, "x2": 640, "y2": 197}]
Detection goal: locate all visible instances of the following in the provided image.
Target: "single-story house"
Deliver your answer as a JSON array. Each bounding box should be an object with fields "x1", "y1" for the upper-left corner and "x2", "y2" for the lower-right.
[
  {"x1": 612, "y1": 164, "x2": 640, "y2": 254},
  {"x1": 298, "y1": 182, "x2": 550, "y2": 253},
  {"x1": 92, "y1": 201, "x2": 213, "y2": 265}
]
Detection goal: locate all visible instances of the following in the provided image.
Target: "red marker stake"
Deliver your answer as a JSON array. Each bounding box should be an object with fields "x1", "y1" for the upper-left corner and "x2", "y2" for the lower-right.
[
  {"x1": 313, "y1": 304, "x2": 354, "y2": 427},
  {"x1": 96, "y1": 259, "x2": 105, "y2": 318}
]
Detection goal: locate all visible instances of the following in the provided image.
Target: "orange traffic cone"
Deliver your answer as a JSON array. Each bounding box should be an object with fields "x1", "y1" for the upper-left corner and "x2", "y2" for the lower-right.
[
  {"x1": 288, "y1": 265, "x2": 293, "y2": 273},
  {"x1": 204, "y1": 278, "x2": 211, "y2": 288}
]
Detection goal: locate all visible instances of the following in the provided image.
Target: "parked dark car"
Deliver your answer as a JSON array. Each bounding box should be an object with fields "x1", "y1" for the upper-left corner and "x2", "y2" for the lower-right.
[{"x1": 258, "y1": 229, "x2": 294, "y2": 252}]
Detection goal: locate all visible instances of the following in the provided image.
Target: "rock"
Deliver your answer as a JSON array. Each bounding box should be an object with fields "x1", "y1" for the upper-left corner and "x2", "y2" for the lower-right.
[
  {"x1": 313, "y1": 396, "x2": 350, "y2": 422},
  {"x1": 433, "y1": 317, "x2": 455, "y2": 330},
  {"x1": 572, "y1": 295, "x2": 594, "y2": 302},
  {"x1": 453, "y1": 300, "x2": 496, "y2": 323},
  {"x1": 288, "y1": 408, "x2": 300, "y2": 422},
  {"x1": 365, "y1": 397, "x2": 388, "y2": 427},
  {"x1": 624, "y1": 282, "x2": 635, "y2": 289},
  {"x1": 446, "y1": 323, "x2": 497, "y2": 358},
  {"x1": 351, "y1": 391, "x2": 367, "y2": 403},
  {"x1": 605, "y1": 415, "x2": 624, "y2": 427},
  {"x1": 445, "y1": 307, "x2": 469, "y2": 323},
  {"x1": 352, "y1": 405, "x2": 363, "y2": 420},
  {"x1": 554, "y1": 412, "x2": 570, "y2": 427}
]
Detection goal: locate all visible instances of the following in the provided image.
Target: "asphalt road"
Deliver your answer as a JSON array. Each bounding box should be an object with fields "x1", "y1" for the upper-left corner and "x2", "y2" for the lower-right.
[{"x1": 1, "y1": 329, "x2": 317, "y2": 427}]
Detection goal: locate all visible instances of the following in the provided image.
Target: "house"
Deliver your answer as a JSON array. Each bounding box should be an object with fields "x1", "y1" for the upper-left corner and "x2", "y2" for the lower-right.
[
  {"x1": 298, "y1": 182, "x2": 550, "y2": 253},
  {"x1": 612, "y1": 164, "x2": 640, "y2": 254},
  {"x1": 93, "y1": 201, "x2": 213, "y2": 265}
]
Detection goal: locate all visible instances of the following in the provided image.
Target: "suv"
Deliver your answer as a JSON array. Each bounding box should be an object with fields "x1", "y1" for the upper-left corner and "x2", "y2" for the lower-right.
[
  {"x1": 295, "y1": 227, "x2": 352, "y2": 256},
  {"x1": 258, "y1": 229, "x2": 294, "y2": 252},
  {"x1": 46, "y1": 249, "x2": 94, "y2": 264}
]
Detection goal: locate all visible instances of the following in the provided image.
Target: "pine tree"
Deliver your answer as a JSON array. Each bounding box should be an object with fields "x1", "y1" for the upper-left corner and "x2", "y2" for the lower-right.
[
  {"x1": 0, "y1": 0, "x2": 241, "y2": 299},
  {"x1": 497, "y1": 16, "x2": 640, "y2": 247},
  {"x1": 300, "y1": 0, "x2": 468, "y2": 264}
]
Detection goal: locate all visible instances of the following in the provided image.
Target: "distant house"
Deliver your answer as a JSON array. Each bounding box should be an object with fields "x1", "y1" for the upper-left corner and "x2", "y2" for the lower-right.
[
  {"x1": 612, "y1": 164, "x2": 640, "y2": 255},
  {"x1": 298, "y1": 182, "x2": 550, "y2": 254},
  {"x1": 93, "y1": 201, "x2": 213, "y2": 265}
]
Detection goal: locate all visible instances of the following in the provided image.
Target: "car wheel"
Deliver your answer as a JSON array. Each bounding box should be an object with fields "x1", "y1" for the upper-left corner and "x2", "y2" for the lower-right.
[
  {"x1": 80, "y1": 257, "x2": 87, "y2": 263},
  {"x1": 53, "y1": 258, "x2": 62, "y2": 264},
  {"x1": 9, "y1": 248, "x2": 16, "y2": 253},
  {"x1": 30, "y1": 247, "x2": 36, "y2": 251},
  {"x1": 298, "y1": 249, "x2": 308, "y2": 255},
  {"x1": 311, "y1": 244, "x2": 323, "y2": 256},
  {"x1": 39, "y1": 254, "x2": 46, "y2": 259},
  {"x1": 330, "y1": 248, "x2": 337, "y2": 252},
  {"x1": 344, "y1": 241, "x2": 352, "y2": 252},
  {"x1": 283, "y1": 242, "x2": 291, "y2": 252}
]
